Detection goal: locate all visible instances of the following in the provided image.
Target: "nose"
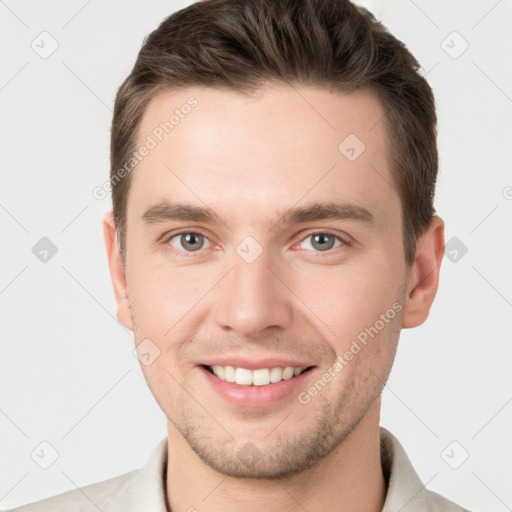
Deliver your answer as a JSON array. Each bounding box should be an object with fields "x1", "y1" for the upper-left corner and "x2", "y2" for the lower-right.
[{"x1": 213, "y1": 247, "x2": 294, "y2": 338}]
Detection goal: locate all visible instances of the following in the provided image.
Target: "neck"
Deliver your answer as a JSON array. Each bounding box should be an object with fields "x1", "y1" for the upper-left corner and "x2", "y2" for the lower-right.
[{"x1": 165, "y1": 401, "x2": 387, "y2": 512}]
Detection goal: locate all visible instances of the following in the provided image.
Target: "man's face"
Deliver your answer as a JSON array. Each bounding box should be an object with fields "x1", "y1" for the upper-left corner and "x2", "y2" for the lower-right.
[{"x1": 118, "y1": 84, "x2": 409, "y2": 478}]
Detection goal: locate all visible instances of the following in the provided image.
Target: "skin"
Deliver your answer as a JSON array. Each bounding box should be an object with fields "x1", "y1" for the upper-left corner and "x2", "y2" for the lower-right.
[{"x1": 103, "y1": 84, "x2": 445, "y2": 512}]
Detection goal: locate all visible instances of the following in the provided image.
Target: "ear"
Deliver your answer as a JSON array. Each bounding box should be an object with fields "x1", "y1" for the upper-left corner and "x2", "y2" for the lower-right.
[
  {"x1": 102, "y1": 212, "x2": 134, "y2": 331},
  {"x1": 401, "y1": 215, "x2": 445, "y2": 328}
]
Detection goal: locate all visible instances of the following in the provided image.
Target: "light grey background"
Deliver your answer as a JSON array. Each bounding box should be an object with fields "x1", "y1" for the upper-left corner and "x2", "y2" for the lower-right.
[{"x1": 1, "y1": 1, "x2": 511, "y2": 510}]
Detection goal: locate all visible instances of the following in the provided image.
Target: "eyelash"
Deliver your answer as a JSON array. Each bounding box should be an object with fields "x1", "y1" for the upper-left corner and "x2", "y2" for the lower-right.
[{"x1": 163, "y1": 229, "x2": 350, "y2": 257}]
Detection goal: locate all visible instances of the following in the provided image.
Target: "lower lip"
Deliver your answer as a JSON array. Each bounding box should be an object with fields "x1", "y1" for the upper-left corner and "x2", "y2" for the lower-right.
[{"x1": 199, "y1": 366, "x2": 314, "y2": 408}]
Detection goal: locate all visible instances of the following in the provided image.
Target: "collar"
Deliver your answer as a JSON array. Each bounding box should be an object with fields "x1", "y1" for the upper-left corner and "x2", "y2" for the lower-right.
[{"x1": 121, "y1": 427, "x2": 464, "y2": 512}]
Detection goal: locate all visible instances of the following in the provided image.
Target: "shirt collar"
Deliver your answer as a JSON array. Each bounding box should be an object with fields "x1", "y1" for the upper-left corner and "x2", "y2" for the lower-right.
[
  {"x1": 124, "y1": 427, "x2": 440, "y2": 512},
  {"x1": 111, "y1": 436, "x2": 169, "y2": 512},
  {"x1": 380, "y1": 426, "x2": 434, "y2": 511}
]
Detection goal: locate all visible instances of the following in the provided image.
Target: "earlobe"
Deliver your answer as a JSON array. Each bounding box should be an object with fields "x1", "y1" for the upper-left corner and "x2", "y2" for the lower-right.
[
  {"x1": 102, "y1": 212, "x2": 134, "y2": 331},
  {"x1": 401, "y1": 216, "x2": 445, "y2": 329}
]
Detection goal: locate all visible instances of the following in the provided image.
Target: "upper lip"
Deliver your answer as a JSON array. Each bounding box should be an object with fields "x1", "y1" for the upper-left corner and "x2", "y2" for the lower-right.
[{"x1": 199, "y1": 358, "x2": 314, "y2": 370}]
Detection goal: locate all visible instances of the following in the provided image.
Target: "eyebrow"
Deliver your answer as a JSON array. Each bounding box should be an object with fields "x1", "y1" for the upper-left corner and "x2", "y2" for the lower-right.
[
  {"x1": 276, "y1": 201, "x2": 373, "y2": 226},
  {"x1": 141, "y1": 201, "x2": 374, "y2": 227},
  {"x1": 142, "y1": 203, "x2": 224, "y2": 225}
]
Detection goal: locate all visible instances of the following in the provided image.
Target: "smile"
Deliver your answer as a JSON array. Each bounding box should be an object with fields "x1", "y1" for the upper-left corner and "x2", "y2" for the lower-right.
[{"x1": 205, "y1": 365, "x2": 311, "y2": 386}]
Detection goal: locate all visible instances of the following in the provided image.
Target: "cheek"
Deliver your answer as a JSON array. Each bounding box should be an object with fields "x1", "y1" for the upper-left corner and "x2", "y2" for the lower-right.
[
  {"x1": 291, "y1": 257, "x2": 403, "y2": 343},
  {"x1": 127, "y1": 258, "x2": 211, "y2": 336}
]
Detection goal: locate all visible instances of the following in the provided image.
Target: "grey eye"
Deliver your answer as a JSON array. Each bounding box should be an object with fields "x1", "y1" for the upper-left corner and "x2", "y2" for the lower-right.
[
  {"x1": 169, "y1": 232, "x2": 210, "y2": 252},
  {"x1": 301, "y1": 233, "x2": 343, "y2": 252},
  {"x1": 312, "y1": 234, "x2": 335, "y2": 251}
]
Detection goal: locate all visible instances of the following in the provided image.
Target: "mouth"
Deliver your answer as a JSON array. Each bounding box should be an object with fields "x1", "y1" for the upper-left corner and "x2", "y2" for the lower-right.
[{"x1": 202, "y1": 364, "x2": 314, "y2": 386}]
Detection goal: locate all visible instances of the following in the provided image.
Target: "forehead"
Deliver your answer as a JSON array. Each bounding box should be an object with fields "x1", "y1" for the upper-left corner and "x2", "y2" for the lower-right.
[{"x1": 128, "y1": 84, "x2": 398, "y2": 229}]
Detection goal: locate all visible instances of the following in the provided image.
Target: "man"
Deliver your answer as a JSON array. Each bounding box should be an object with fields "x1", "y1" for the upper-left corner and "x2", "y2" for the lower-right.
[{"x1": 7, "y1": 0, "x2": 472, "y2": 510}]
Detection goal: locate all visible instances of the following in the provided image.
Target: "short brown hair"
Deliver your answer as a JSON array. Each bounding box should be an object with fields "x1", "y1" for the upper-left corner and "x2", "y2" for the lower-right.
[{"x1": 110, "y1": 0, "x2": 438, "y2": 266}]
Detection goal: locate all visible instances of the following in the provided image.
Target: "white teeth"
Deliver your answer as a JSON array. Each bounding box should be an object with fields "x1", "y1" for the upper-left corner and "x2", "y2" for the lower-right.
[
  {"x1": 270, "y1": 367, "x2": 283, "y2": 383},
  {"x1": 252, "y1": 368, "x2": 271, "y2": 386},
  {"x1": 282, "y1": 367, "x2": 294, "y2": 380},
  {"x1": 212, "y1": 365, "x2": 225, "y2": 380},
  {"x1": 224, "y1": 365, "x2": 236, "y2": 383},
  {"x1": 209, "y1": 365, "x2": 307, "y2": 386},
  {"x1": 235, "y1": 368, "x2": 253, "y2": 385}
]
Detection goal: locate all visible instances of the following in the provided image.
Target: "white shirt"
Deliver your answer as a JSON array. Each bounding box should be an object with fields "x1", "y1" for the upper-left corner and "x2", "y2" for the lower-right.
[{"x1": 5, "y1": 427, "x2": 472, "y2": 511}]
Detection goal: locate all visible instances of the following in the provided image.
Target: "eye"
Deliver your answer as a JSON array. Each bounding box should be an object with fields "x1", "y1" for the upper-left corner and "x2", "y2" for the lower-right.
[
  {"x1": 167, "y1": 231, "x2": 213, "y2": 253},
  {"x1": 297, "y1": 232, "x2": 346, "y2": 252}
]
